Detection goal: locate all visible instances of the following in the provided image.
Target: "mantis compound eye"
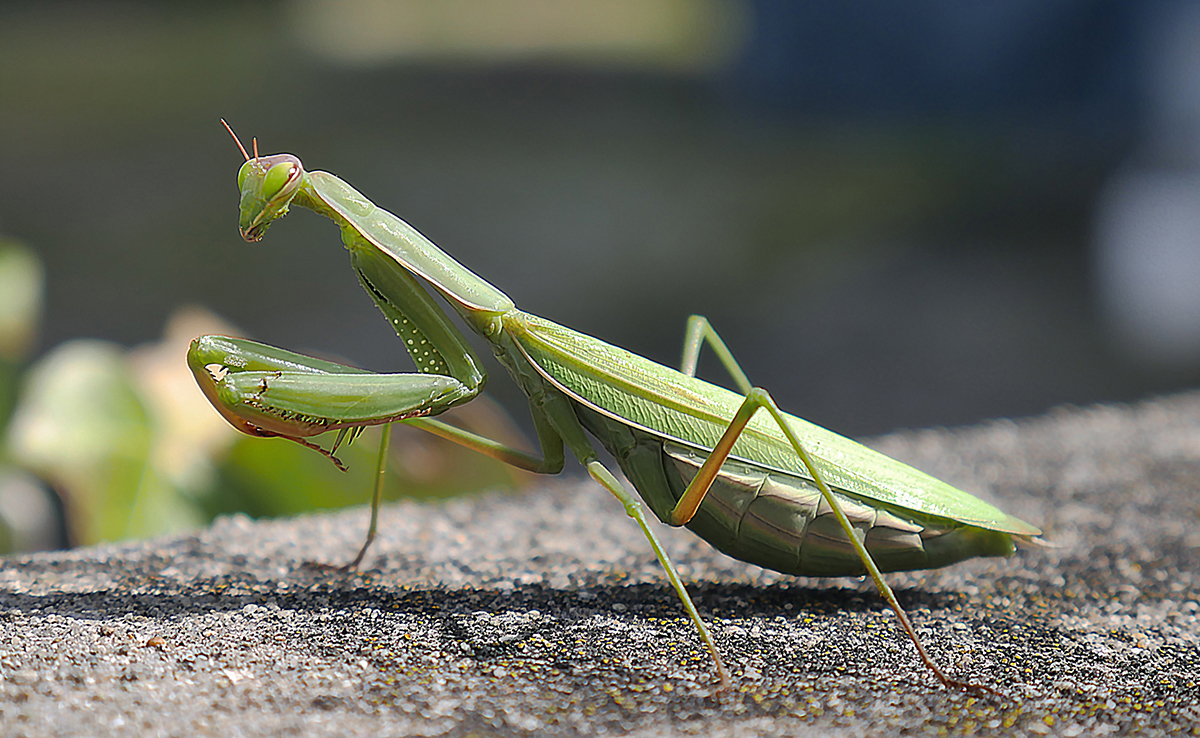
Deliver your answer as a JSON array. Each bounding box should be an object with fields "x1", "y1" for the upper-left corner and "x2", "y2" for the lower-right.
[
  {"x1": 237, "y1": 159, "x2": 253, "y2": 191},
  {"x1": 262, "y1": 162, "x2": 298, "y2": 201}
]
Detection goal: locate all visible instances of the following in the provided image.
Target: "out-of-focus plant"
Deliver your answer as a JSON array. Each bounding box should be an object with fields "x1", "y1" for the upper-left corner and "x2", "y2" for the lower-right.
[
  {"x1": 5, "y1": 309, "x2": 236, "y2": 547},
  {"x1": 0, "y1": 239, "x2": 41, "y2": 426},
  {"x1": 1, "y1": 240, "x2": 531, "y2": 554},
  {"x1": 0, "y1": 238, "x2": 58, "y2": 553}
]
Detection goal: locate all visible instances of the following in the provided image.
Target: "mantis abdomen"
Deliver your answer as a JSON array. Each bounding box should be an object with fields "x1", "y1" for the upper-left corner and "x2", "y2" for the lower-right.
[{"x1": 574, "y1": 404, "x2": 1015, "y2": 577}]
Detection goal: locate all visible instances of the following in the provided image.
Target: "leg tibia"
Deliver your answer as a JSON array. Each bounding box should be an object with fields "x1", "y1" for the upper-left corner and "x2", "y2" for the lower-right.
[
  {"x1": 586, "y1": 460, "x2": 730, "y2": 688},
  {"x1": 679, "y1": 315, "x2": 752, "y2": 394}
]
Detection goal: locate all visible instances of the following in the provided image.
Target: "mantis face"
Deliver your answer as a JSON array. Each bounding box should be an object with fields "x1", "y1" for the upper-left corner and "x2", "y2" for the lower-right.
[{"x1": 236, "y1": 153, "x2": 305, "y2": 242}]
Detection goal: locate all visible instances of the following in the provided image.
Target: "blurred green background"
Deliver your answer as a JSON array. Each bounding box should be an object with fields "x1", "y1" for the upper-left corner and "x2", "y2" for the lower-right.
[{"x1": 3, "y1": 1, "x2": 1199, "y2": 552}]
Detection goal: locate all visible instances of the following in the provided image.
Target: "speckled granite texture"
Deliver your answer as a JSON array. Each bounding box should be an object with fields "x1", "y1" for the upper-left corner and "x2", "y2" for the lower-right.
[{"x1": 2, "y1": 393, "x2": 1198, "y2": 736}]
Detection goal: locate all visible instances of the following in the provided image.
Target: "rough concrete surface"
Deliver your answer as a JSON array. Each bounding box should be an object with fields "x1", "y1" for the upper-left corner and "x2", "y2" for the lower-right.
[{"x1": 2, "y1": 393, "x2": 1199, "y2": 737}]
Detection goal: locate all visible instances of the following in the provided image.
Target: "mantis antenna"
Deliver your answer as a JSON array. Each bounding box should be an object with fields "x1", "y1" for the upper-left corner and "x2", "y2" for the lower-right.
[{"x1": 221, "y1": 119, "x2": 251, "y2": 162}]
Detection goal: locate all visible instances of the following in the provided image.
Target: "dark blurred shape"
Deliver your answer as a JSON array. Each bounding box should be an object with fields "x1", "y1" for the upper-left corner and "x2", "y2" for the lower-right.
[
  {"x1": 1093, "y1": 0, "x2": 1200, "y2": 370},
  {"x1": 728, "y1": 0, "x2": 1137, "y2": 123}
]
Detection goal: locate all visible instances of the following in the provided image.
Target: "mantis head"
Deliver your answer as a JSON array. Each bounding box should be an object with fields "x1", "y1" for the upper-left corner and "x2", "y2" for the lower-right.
[
  {"x1": 221, "y1": 119, "x2": 306, "y2": 242},
  {"x1": 236, "y1": 153, "x2": 306, "y2": 241}
]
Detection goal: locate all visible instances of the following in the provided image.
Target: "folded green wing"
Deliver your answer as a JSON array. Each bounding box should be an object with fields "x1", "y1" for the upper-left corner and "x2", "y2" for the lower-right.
[{"x1": 509, "y1": 311, "x2": 1039, "y2": 536}]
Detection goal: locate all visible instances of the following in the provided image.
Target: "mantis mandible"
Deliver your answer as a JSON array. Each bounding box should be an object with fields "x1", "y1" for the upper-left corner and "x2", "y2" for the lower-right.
[{"x1": 189, "y1": 122, "x2": 1041, "y2": 694}]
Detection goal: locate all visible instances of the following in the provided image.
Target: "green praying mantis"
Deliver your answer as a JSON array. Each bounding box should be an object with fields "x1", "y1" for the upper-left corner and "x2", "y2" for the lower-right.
[{"x1": 189, "y1": 122, "x2": 1041, "y2": 694}]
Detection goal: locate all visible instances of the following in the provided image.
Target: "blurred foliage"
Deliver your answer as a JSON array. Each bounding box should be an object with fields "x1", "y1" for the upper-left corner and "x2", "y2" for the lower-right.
[
  {"x1": 7, "y1": 339, "x2": 197, "y2": 545},
  {"x1": 0, "y1": 238, "x2": 51, "y2": 553},
  {"x1": 0, "y1": 239, "x2": 532, "y2": 554},
  {"x1": 0, "y1": 240, "x2": 42, "y2": 360}
]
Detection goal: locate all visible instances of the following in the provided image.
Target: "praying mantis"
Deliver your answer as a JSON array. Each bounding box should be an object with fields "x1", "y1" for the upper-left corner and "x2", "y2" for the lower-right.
[{"x1": 188, "y1": 122, "x2": 1041, "y2": 693}]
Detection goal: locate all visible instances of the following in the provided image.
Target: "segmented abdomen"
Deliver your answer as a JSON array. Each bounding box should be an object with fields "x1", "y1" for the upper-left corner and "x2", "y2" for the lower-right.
[
  {"x1": 576, "y1": 405, "x2": 1014, "y2": 577},
  {"x1": 664, "y1": 442, "x2": 1020, "y2": 576}
]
